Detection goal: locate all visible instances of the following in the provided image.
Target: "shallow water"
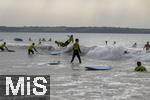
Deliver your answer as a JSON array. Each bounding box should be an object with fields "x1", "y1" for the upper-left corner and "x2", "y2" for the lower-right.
[{"x1": 0, "y1": 32, "x2": 150, "y2": 100}]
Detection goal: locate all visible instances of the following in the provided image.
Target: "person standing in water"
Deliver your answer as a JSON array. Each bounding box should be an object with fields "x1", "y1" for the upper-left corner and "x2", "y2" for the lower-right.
[
  {"x1": 48, "y1": 38, "x2": 52, "y2": 42},
  {"x1": 28, "y1": 43, "x2": 38, "y2": 55},
  {"x1": 38, "y1": 38, "x2": 42, "y2": 45},
  {"x1": 71, "y1": 38, "x2": 82, "y2": 64},
  {"x1": 143, "y1": 41, "x2": 150, "y2": 51},
  {"x1": 105, "y1": 41, "x2": 108, "y2": 45},
  {"x1": 29, "y1": 37, "x2": 32, "y2": 41},
  {"x1": 135, "y1": 61, "x2": 147, "y2": 72},
  {"x1": 42, "y1": 38, "x2": 46, "y2": 42},
  {"x1": 113, "y1": 41, "x2": 116, "y2": 45},
  {"x1": 0, "y1": 42, "x2": 9, "y2": 51},
  {"x1": 132, "y1": 42, "x2": 137, "y2": 48}
]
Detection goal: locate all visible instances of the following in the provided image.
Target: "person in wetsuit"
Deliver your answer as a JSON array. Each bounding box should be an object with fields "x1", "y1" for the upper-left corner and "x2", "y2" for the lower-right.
[
  {"x1": 0, "y1": 42, "x2": 8, "y2": 51},
  {"x1": 55, "y1": 41, "x2": 65, "y2": 47},
  {"x1": 135, "y1": 61, "x2": 147, "y2": 72},
  {"x1": 55, "y1": 35, "x2": 74, "y2": 47},
  {"x1": 28, "y1": 43, "x2": 38, "y2": 55},
  {"x1": 132, "y1": 42, "x2": 137, "y2": 48},
  {"x1": 68, "y1": 35, "x2": 74, "y2": 43},
  {"x1": 71, "y1": 38, "x2": 81, "y2": 64},
  {"x1": 143, "y1": 41, "x2": 150, "y2": 51}
]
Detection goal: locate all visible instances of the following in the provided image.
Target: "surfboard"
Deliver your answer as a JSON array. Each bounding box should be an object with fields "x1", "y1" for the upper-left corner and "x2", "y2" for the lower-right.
[
  {"x1": 14, "y1": 38, "x2": 23, "y2": 41},
  {"x1": 85, "y1": 66, "x2": 112, "y2": 70},
  {"x1": 8, "y1": 50, "x2": 15, "y2": 52},
  {"x1": 0, "y1": 50, "x2": 15, "y2": 52},
  {"x1": 48, "y1": 61, "x2": 61, "y2": 65},
  {"x1": 49, "y1": 51, "x2": 63, "y2": 55}
]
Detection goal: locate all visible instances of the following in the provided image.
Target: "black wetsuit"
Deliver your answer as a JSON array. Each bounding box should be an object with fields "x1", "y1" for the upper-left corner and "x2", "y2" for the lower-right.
[{"x1": 71, "y1": 42, "x2": 81, "y2": 63}]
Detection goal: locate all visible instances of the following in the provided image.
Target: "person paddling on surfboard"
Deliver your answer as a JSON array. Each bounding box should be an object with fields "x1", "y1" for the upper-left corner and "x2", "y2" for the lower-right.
[
  {"x1": 135, "y1": 61, "x2": 147, "y2": 72},
  {"x1": 28, "y1": 43, "x2": 38, "y2": 55},
  {"x1": 0, "y1": 42, "x2": 9, "y2": 51},
  {"x1": 143, "y1": 41, "x2": 150, "y2": 51},
  {"x1": 71, "y1": 38, "x2": 82, "y2": 64}
]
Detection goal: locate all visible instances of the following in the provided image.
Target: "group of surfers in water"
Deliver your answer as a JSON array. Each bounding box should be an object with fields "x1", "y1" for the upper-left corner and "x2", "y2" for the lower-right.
[
  {"x1": 0, "y1": 35, "x2": 150, "y2": 72},
  {"x1": 0, "y1": 35, "x2": 81, "y2": 64}
]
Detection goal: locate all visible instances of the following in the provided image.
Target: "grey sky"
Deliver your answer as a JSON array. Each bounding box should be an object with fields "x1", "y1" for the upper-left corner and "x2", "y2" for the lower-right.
[{"x1": 0, "y1": 0, "x2": 150, "y2": 28}]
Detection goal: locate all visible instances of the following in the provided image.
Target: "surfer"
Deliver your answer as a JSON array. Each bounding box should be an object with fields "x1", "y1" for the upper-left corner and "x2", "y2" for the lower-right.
[
  {"x1": 135, "y1": 61, "x2": 147, "y2": 72},
  {"x1": 48, "y1": 38, "x2": 52, "y2": 42},
  {"x1": 113, "y1": 41, "x2": 116, "y2": 45},
  {"x1": 39, "y1": 38, "x2": 41, "y2": 42},
  {"x1": 71, "y1": 38, "x2": 82, "y2": 64},
  {"x1": 29, "y1": 37, "x2": 32, "y2": 41},
  {"x1": 68, "y1": 35, "x2": 74, "y2": 43},
  {"x1": 105, "y1": 41, "x2": 108, "y2": 45},
  {"x1": 132, "y1": 42, "x2": 137, "y2": 48},
  {"x1": 143, "y1": 41, "x2": 150, "y2": 51},
  {"x1": 55, "y1": 41, "x2": 65, "y2": 47},
  {"x1": 28, "y1": 43, "x2": 38, "y2": 55},
  {"x1": 42, "y1": 38, "x2": 46, "y2": 42},
  {"x1": 38, "y1": 41, "x2": 42, "y2": 45},
  {"x1": 124, "y1": 50, "x2": 129, "y2": 54},
  {"x1": 55, "y1": 35, "x2": 74, "y2": 47},
  {"x1": 0, "y1": 42, "x2": 9, "y2": 51},
  {"x1": 63, "y1": 35, "x2": 74, "y2": 46}
]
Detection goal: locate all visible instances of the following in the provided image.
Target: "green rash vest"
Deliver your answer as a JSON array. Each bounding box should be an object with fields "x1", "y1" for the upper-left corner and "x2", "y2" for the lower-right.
[
  {"x1": 68, "y1": 36, "x2": 74, "y2": 43},
  {"x1": 135, "y1": 66, "x2": 147, "y2": 72},
  {"x1": 28, "y1": 44, "x2": 35, "y2": 50},
  {"x1": 0, "y1": 44, "x2": 5, "y2": 48},
  {"x1": 73, "y1": 43, "x2": 81, "y2": 52}
]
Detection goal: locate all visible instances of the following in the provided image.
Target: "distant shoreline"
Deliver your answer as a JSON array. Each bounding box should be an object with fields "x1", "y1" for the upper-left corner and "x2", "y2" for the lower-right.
[{"x1": 0, "y1": 26, "x2": 150, "y2": 33}]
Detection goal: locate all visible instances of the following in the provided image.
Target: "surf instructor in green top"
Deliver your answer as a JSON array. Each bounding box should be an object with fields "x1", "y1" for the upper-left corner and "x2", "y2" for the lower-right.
[
  {"x1": 135, "y1": 61, "x2": 147, "y2": 72},
  {"x1": 71, "y1": 38, "x2": 82, "y2": 64},
  {"x1": 0, "y1": 42, "x2": 9, "y2": 51},
  {"x1": 28, "y1": 43, "x2": 38, "y2": 55}
]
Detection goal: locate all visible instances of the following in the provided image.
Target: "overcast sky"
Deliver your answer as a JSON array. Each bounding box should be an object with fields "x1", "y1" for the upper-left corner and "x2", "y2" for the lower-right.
[{"x1": 0, "y1": 0, "x2": 149, "y2": 28}]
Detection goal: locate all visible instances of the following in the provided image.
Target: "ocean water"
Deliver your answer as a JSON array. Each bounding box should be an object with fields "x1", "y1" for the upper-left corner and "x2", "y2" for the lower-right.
[{"x1": 0, "y1": 32, "x2": 150, "y2": 100}]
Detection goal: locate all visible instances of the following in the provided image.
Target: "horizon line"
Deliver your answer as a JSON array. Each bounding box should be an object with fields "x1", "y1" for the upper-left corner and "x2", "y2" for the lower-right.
[{"x1": 0, "y1": 26, "x2": 149, "y2": 30}]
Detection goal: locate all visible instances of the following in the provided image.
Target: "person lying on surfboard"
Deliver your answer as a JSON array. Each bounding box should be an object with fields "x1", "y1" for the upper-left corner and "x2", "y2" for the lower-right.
[
  {"x1": 71, "y1": 38, "x2": 82, "y2": 64},
  {"x1": 135, "y1": 61, "x2": 147, "y2": 72},
  {"x1": 28, "y1": 43, "x2": 38, "y2": 55},
  {"x1": 0, "y1": 42, "x2": 9, "y2": 51}
]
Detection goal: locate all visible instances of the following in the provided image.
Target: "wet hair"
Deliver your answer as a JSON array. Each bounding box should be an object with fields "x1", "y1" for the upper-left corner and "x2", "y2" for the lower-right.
[
  {"x1": 137, "y1": 61, "x2": 141, "y2": 66},
  {"x1": 75, "y1": 38, "x2": 79, "y2": 42}
]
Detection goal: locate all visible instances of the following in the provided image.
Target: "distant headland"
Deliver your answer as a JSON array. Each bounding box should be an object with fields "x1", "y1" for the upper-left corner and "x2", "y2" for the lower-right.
[{"x1": 0, "y1": 26, "x2": 150, "y2": 33}]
